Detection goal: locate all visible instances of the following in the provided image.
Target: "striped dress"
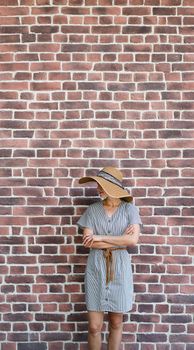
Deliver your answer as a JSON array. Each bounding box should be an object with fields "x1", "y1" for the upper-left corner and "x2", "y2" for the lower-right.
[{"x1": 77, "y1": 200, "x2": 142, "y2": 313}]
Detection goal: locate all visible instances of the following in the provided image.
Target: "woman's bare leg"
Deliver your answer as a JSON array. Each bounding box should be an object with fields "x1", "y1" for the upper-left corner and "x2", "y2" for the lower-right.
[
  {"x1": 107, "y1": 312, "x2": 123, "y2": 350},
  {"x1": 88, "y1": 311, "x2": 104, "y2": 350}
]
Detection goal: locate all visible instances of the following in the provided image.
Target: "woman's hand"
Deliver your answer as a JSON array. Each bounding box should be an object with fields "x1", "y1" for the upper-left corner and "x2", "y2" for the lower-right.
[
  {"x1": 83, "y1": 231, "x2": 93, "y2": 247},
  {"x1": 123, "y1": 224, "x2": 140, "y2": 246},
  {"x1": 123, "y1": 225, "x2": 134, "y2": 236},
  {"x1": 83, "y1": 232, "x2": 102, "y2": 248}
]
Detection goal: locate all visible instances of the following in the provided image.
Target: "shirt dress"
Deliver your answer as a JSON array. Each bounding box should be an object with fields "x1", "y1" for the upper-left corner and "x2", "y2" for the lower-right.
[{"x1": 77, "y1": 200, "x2": 142, "y2": 313}]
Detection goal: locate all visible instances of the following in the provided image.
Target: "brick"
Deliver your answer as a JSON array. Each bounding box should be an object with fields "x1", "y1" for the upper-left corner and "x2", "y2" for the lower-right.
[
  {"x1": 137, "y1": 334, "x2": 167, "y2": 343},
  {"x1": 108, "y1": 83, "x2": 135, "y2": 91},
  {"x1": 31, "y1": 82, "x2": 61, "y2": 91},
  {"x1": 40, "y1": 332, "x2": 71, "y2": 341},
  {"x1": 60, "y1": 101, "x2": 89, "y2": 110},
  {"x1": 92, "y1": 25, "x2": 120, "y2": 34},
  {"x1": 4, "y1": 313, "x2": 33, "y2": 322},
  {"x1": 18, "y1": 343, "x2": 47, "y2": 350},
  {"x1": 92, "y1": 6, "x2": 120, "y2": 15},
  {"x1": 170, "y1": 334, "x2": 193, "y2": 343},
  {"x1": 7, "y1": 252, "x2": 37, "y2": 263},
  {"x1": 48, "y1": 343, "x2": 64, "y2": 350},
  {"x1": 92, "y1": 44, "x2": 122, "y2": 52},
  {"x1": 123, "y1": 26, "x2": 151, "y2": 34},
  {"x1": 0, "y1": 7, "x2": 29, "y2": 15},
  {"x1": 123, "y1": 7, "x2": 151, "y2": 15},
  {"x1": 1, "y1": 344, "x2": 16, "y2": 350},
  {"x1": 62, "y1": 63, "x2": 91, "y2": 72},
  {"x1": 63, "y1": 344, "x2": 78, "y2": 350},
  {"x1": 35, "y1": 313, "x2": 64, "y2": 322},
  {"x1": 62, "y1": 44, "x2": 90, "y2": 52},
  {"x1": 94, "y1": 63, "x2": 122, "y2": 71},
  {"x1": 78, "y1": 82, "x2": 105, "y2": 90},
  {"x1": 5, "y1": 275, "x2": 34, "y2": 284},
  {"x1": 131, "y1": 314, "x2": 160, "y2": 324},
  {"x1": 122, "y1": 101, "x2": 149, "y2": 110},
  {"x1": 7, "y1": 333, "x2": 27, "y2": 341}
]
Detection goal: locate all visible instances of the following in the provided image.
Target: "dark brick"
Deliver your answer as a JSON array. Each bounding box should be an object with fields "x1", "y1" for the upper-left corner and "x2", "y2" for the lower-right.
[
  {"x1": 130, "y1": 314, "x2": 160, "y2": 323},
  {"x1": 153, "y1": 7, "x2": 176, "y2": 15},
  {"x1": 4, "y1": 313, "x2": 33, "y2": 322},
  {"x1": 168, "y1": 295, "x2": 194, "y2": 304},
  {"x1": 123, "y1": 7, "x2": 151, "y2": 15},
  {"x1": 137, "y1": 333, "x2": 167, "y2": 342},
  {"x1": 123, "y1": 26, "x2": 151, "y2": 34},
  {"x1": 162, "y1": 315, "x2": 192, "y2": 323},
  {"x1": 35, "y1": 313, "x2": 64, "y2": 322},
  {"x1": 18, "y1": 344, "x2": 47, "y2": 350},
  {"x1": 40, "y1": 333, "x2": 71, "y2": 341},
  {"x1": 62, "y1": 44, "x2": 90, "y2": 52},
  {"x1": 107, "y1": 83, "x2": 135, "y2": 91},
  {"x1": 0, "y1": 237, "x2": 24, "y2": 245}
]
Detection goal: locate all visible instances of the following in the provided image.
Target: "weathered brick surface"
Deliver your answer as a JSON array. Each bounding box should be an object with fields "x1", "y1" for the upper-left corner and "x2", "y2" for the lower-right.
[{"x1": 0, "y1": 1, "x2": 193, "y2": 349}]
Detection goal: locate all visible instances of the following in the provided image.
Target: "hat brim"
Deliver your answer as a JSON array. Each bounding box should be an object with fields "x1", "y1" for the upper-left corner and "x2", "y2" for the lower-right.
[{"x1": 79, "y1": 176, "x2": 133, "y2": 202}]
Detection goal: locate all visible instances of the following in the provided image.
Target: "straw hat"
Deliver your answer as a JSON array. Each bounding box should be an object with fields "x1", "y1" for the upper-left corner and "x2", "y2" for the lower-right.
[{"x1": 79, "y1": 166, "x2": 132, "y2": 202}]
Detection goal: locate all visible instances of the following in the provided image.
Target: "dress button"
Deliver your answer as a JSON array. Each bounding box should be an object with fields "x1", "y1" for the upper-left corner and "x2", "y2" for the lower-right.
[{"x1": 108, "y1": 230, "x2": 111, "y2": 233}]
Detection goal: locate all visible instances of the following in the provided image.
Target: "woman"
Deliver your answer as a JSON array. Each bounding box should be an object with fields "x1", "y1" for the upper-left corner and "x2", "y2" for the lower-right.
[{"x1": 77, "y1": 166, "x2": 142, "y2": 350}]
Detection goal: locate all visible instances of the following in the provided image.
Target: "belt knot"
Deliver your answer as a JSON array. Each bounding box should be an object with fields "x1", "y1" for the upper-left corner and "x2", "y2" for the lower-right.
[
  {"x1": 103, "y1": 247, "x2": 126, "y2": 285},
  {"x1": 103, "y1": 249, "x2": 114, "y2": 285}
]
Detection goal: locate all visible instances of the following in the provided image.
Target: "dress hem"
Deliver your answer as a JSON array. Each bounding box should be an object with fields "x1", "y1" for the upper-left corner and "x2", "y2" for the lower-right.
[{"x1": 86, "y1": 307, "x2": 133, "y2": 313}]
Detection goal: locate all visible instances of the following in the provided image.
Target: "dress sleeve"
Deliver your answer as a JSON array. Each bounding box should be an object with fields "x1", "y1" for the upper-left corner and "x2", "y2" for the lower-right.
[
  {"x1": 77, "y1": 206, "x2": 93, "y2": 230},
  {"x1": 128, "y1": 203, "x2": 142, "y2": 226}
]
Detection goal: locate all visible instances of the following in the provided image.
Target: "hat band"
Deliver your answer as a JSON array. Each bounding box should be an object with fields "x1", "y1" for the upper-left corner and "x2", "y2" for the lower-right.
[{"x1": 97, "y1": 170, "x2": 125, "y2": 189}]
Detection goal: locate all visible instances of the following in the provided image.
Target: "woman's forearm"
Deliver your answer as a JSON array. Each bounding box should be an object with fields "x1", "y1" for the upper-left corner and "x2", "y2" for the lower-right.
[
  {"x1": 98, "y1": 233, "x2": 138, "y2": 247},
  {"x1": 83, "y1": 231, "x2": 120, "y2": 249},
  {"x1": 100, "y1": 224, "x2": 140, "y2": 247},
  {"x1": 90, "y1": 241, "x2": 118, "y2": 249},
  {"x1": 83, "y1": 225, "x2": 140, "y2": 248}
]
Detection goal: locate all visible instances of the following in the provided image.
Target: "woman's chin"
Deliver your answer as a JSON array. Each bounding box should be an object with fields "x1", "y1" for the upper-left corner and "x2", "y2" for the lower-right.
[{"x1": 99, "y1": 194, "x2": 107, "y2": 200}]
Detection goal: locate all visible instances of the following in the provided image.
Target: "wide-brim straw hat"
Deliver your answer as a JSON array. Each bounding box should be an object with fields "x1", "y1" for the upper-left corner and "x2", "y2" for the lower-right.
[{"x1": 79, "y1": 166, "x2": 132, "y2": 202}]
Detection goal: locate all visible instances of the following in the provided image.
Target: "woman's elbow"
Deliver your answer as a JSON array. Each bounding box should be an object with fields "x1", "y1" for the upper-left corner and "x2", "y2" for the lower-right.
[
  {"x1": 127, "y1": 239, "x2": 137, "y2": 247},
  {"x1": 132, "y1": 237, "x2": 139, "y2": 246},
  {"x1": 127, "y1": 233, "x2": 139, "y2": 247}
]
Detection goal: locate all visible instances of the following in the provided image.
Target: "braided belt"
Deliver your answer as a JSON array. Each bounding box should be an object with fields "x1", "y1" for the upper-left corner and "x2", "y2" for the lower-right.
[{"x1": 103, "y1": 248, "x2": 126, "y2": 285}]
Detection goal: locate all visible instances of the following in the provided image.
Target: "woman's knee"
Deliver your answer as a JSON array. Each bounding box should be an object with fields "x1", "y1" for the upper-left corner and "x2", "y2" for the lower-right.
[
  {"x1": 88, "y1": 322, "x2": 103, "y2": 336},
  {"x1": 108, "y1": 313, "x2": 123, "y2": 330},
  {"x1": 88, "y1": 311, "x2": 104, "y2": 336},
  {"x1": 109, "y1": 320, "x2": 122, "y2": 330}
]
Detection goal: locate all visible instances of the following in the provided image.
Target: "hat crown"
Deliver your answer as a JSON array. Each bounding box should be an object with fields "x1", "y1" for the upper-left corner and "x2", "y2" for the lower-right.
[
  {"x1": 78, "y1": 166, "x2": 132, "y2": 202},
  {"x1": 100, "y1": 167, "x2": 123, "y2": 182}
]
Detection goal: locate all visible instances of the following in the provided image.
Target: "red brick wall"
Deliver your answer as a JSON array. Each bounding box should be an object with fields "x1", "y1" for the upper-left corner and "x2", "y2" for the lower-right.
[{"x1": 0, "y1": 1, "x2": 194, "y2": 349}]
